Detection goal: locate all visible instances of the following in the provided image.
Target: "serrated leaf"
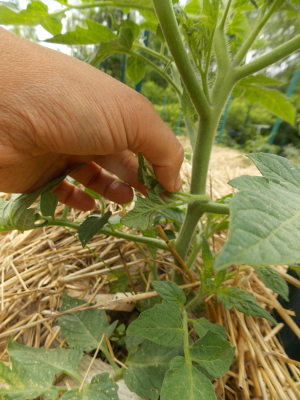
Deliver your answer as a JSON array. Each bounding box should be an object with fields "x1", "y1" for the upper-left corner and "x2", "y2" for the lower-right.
[
  {"x1": 202, "y1": 237, "x2": 214, "y2": 272},
  {"x1": 40, "y1": 192, "x2": 58, "y2": 218},
  {"x1": 124, "y1": 339, "x2": 182, "y2": 400},
  {"x1": 137, "y1": 153, "x2": 158, "y2": 188},
  {"x1": 0, "y1": 166, "x2": 80, "y2": 232},
  {"x1": 60, "y1": 373, "x2": 119, "y2": 400},
  {"x1": 160, "y1": 357, "x2": 217, "y2": 400},
  {"x1": 193, "y1": 317, "x2": 227, "y2": 340},
  {"x1": 127, "y1": 301, "x2": 183, "y2": 347},
  {"x1": 8, "y1": 337, "x2": 82, "y2": 381},
  {"x1": 0, "y1": 357, "x2": 58, "y2": 400},
  {"x1": 126, "y1": 56, "x2": 147, "y2": 84},
  {"x1": 152, "y1": 281, "x2": 186, "y2": 305},
  {"x1": 59, "y1": 292, "x2": 117, "y2": 351},
  {"x1": 217, "y1": 286, "x2": 277, "y2": 324},
  {"x1": 255, "y1": 265, "x2": 289, "y2": 301},
  {"x1": 91, "y1": 26, "x2": 134, "y2": 66},
  {"x1": 0, "y1": 0, "x2": 51, "y2": 26},
  {"x1": 46, "y1": 20, "x2": 116, "y2": 44},
  {"x1": 189, "y1": 332, "x2": 234, "y2": 378},
  {"x1": 215, "y1": 154, "x2": 300, "y2": 270},
  {"x1": 159, "y1": 207, "x2": 185, "y2": 223},
  {"x1": 243, "y1": 85, "x2": 295, "y2": 124},
  {"x1": 78, "y1": 212, "x2": 112, "y2": 247},
  {"x1": 121, "y1": 196, "x2": 157, "y2": 230}
]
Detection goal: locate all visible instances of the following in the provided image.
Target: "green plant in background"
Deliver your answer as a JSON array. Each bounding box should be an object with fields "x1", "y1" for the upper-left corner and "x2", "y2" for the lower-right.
[{"x1": 0, "y1": 0, "x2": 300, "y2": 398}]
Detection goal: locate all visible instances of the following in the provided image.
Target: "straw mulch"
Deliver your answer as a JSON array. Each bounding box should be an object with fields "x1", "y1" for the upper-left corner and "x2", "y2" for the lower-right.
[{"x1": 1, "y1": 146, "x2": 300, "y2": 400}]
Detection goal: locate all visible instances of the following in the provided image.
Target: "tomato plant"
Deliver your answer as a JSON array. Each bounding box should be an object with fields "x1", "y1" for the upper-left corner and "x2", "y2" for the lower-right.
[{"x1": 0, "y1": 0, "x2": 300, "y2": 399}]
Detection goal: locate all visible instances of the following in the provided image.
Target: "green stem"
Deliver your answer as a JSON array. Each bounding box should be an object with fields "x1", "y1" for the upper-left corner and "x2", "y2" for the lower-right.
[
  {"x1": 134, "y1": 43, "x2": 171, "y2": 64},
  {"x1": 62, "y1": 205, "x2": 69, "y2": 219},
  {"x1": 234, "y1": 33, "x2": 300, "y2": 81},
  {"x1": 46, "y1": 218, "x2": 169, "y2": 251},
  {"x1": 186, "y1": 233, "x2": 203, "y2": 269},
  {"x1": 233, "y1": 0, "x2": 283, "y2": 66},
  {"x1": 101, "y1": 345, "x2": 120, "y2": 374},
  {"x1": 127, "y1": 50, "x2": 181, "y2": 95},
  {"x1": 152, "y1": 0, "x2": 212, "y2": 119},
  {"x1": 174, "y1": 203, "x2": 204, "y2": 263},
  {"x1": 185, "y1": 290, "x2": 204, "y2": 312},
  {"x1": 219, "y1": 0, "x2": 232, "y2": 31},
  {"x1": 201, "y1": 202, "x2": 230, "y2": 215}
]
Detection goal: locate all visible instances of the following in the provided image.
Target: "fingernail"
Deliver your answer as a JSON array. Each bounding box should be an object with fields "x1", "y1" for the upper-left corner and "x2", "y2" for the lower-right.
[{"x1": 174, "y1": 175, "x2": 182, "y2": 192}]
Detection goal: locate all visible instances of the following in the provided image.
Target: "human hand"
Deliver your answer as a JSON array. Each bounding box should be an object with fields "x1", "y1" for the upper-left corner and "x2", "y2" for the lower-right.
[{"x1": 0, "y1": 28, "x2": 184, "y2": 210}]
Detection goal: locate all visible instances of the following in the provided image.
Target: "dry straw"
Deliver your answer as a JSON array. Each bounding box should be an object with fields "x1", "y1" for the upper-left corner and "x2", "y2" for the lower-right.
[{"x1": 0, "y1": 147, "x2": 299, "y2": 399}]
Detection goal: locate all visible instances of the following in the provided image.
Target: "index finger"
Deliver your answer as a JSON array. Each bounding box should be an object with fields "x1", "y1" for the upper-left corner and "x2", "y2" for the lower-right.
[{"x1": 126, "y1": 97, "x2": 184, "y2": 192}]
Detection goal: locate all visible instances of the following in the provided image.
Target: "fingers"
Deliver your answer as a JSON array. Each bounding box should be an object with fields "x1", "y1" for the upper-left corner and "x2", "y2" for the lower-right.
[
  {"x1": 50, "y1": 181, "x2": 96, "y2": 211},
  {"x1": 69, "y1": 162, "x2": 134, "y2": 203},
  {"x1": 119, "y1": 95, "x2": 184, "y2": 192}
]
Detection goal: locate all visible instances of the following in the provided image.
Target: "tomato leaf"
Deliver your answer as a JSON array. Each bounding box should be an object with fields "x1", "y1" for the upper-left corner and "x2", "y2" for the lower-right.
[
  {"x1": 127, "y1": 301, "x2": 183, "y2": 347},
  {"x1": 152, "y1": 281, "x2": 186, "y2": 305},
  {"x1": 46, "y1": 20, "x2": 116, "y2": 44},
  {"x1": 215, "y1": 154, "x2": 300, "y2": 271},
  {"x1": 124, "y1": 339, "x2": 182, "y2": 400},
  {"x1": 126, "y1": 56, "x2": 147, "y2": 84},
  {"x1": 59, "y1": 292, "x2": 117, "y2": 351},
  {"x1": 78, "y1": 212, "x2": 112, "y2": 247},
  {"x1": 217, "y1": 286, "x2": 277, "y2": 324},
  {"x1": 193, "y1": 317, "x2": 227, "y2": 340},
  {"x1": 160, "y1": 357, "x2": 217, "y2": 400},
  {"x1": 60, "y1": 373, "x2": 119, "y2": 400},
  {"x1": 189, "y1": 331, "x2": 235, "y2": 378},
  {"x1": 255, "y1": 265, "x2": 289, "y2": 301},
  {"x1": 0, "y1": 357, "x2": 58, "y2": 400}
]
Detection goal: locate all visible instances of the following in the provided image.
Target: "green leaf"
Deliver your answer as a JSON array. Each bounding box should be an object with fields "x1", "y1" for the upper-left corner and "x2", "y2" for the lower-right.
[
  {"x1": 127, "y1": 301, "x2": 183, "y2": 347},
  {"x1": 40, "y1": 192, "x2": 58, "y2": 218},
  {"x1": 189, "y1": 332, "x2": 234, "y2": 378},
  {"x1": 243, "y1": 85, "x2": 295, "y2": 124},
  {"x1": 124, "y1": 339, "x2": 182, "y2": 400},
  {"x1": 152, "y1": 281, "x2": 186, "y2": 305},
  {"x1": 160, "y1": 357, "x2": 217, "y2": 400},
  {"x1": 254, "y1": 266, "x2": 289, "y2": 301},
  {"x1": 202, "y1": 237, "x2": 214, "y2": 273},
  {"x1": 78, "y1": 212, "x2": 112, "y2": 247},
  {"x1": 159, "y1": 207, "x2": 185, "y2": 224},
  {"x1": 137, "y1": 152, "x2": 158, "y2": 188},
  {"x1": 46, "y1": 20, "x2": 116, "y2": 44},
  {"x1": 0, "y1": 0, "x2": 62, "y2": 34},
  {"x1": 8, "y1": 337, "x2": 82, "y2": 381},
  {"x1": 91, "y1": 26, "x2": 134, "y2": 66},
  {"x1": 40, "y1": 15, "x2": 62, "y2": 35},
  {"x1": 126, "y1": 56, "x2": 147, "y2": 84},
  {"x1": 184, "y1": 0, "x2": 201, "y2": 14},
  {"x1": 0, "y1": 357, "x2": 58, "y2": 400},
  {"x1": 59, "y1": 292, "x2": 117, "y2": 351},
  {"x1": 0, "y1": 166, "x2": 80, "y2": 232},
  {"x1": 217, "y1": 286, "x2": 277, "y2": 324},
  {"x1": 121, "y1": 196, "x2": 157, "y2": 230},
  {"x1": 215, "y1": 154, "x2": 300, "y2": 271},
  {"x1": 193, "y1": 317, "x2": 227, "y2": 340},
  {"x1": 121, "y1": 19, "x2": 140, "y2": 39},
  {"x1": 60, "y1": 373, "x2": 119, "y2": 400}
]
